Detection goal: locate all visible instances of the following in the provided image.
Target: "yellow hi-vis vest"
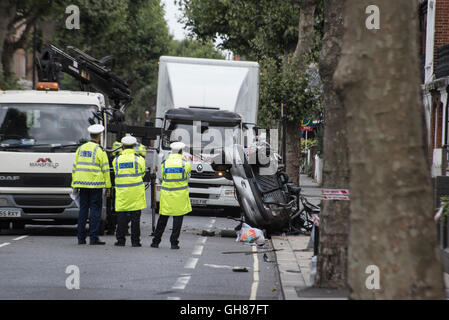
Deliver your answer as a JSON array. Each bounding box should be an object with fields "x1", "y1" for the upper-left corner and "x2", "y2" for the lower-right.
[
  {"x1": 112, "y1": 141, "x2": 122, "y2": 157},
  {"x1": 136, "y1": 143, "x2": 146, "y2": 158},
  {"x1": 72, "y1": 141, "x2": 111, "y2": 189},
  {"x1": 113, "y1": 148, "x2": 147, "y2": 212},
  {"x1": 159, "y1": 153, "x2": 192, "y2": 216}
]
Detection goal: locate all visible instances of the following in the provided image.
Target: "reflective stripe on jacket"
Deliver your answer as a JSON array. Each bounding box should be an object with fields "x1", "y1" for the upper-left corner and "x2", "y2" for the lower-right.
[
  {"x1": 72, "y1": 141, "x2": 111, "y2": 189},
  {"x1": 159, "y1": 153, "x2": 192, "y2": 216},
  {"x1": 113, "y1": 148, "x2": 147, "y2": 212}
]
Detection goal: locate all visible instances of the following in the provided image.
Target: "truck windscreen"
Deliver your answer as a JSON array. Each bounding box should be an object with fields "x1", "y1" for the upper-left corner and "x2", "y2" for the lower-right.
[
  {"x1": 0, "y1": 103, "x2": 98, "y2": 148},
  {"x1": 162, "y1": 122, "x2": 241, "y2": 152}
]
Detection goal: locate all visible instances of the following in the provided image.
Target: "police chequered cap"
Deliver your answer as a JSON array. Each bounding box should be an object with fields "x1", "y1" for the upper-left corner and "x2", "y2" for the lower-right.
[
  {"x1": 121, "y1": 135, "x2": 137, "y2": 146},
  {"x1": 170, "y1": 141, "x2": 185, "y2": 152},
  {"x1": 88, "y1": 124, "x2": 105, "y2": 134}
]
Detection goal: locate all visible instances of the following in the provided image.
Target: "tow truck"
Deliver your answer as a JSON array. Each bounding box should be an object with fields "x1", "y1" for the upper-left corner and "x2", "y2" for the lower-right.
[{"x1": 0, "y1": 44, "x2": 159, "y2": 233}]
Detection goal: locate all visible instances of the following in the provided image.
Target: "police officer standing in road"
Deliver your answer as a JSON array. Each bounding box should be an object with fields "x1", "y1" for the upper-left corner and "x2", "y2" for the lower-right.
[
  {"x1": 151, "y1": 141, "x2": 192, "y2": 249},
  {"x1": 72, "y1": 124, "x2": 111, "y2": 245},
  {"x1": 113, "y1": 134, "x2": 147, "y2": 247}
]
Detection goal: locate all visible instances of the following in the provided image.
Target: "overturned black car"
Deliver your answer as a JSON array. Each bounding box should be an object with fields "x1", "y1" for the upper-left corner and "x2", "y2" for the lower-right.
[{"x1": 210, "y1": 142, "x2": 319, "y2": 236}]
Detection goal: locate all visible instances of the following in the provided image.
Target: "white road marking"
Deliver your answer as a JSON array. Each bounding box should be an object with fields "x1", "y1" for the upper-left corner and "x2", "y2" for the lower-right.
[
  {"x1": 197, "y1": 237, "x2": 207, "y2": 245},
  {"x1": 207, "y1": 218, "x2": 216, "y2": 229},
  {"x1": 172, "y1": 274, "x2": 191, "y2": 290},
  {"x1": 204, "y1": 264, "x2": 234, "y2": 270},
  {"x1": 185, "y1": 257, "x2": 199, "y2": 269},
  {"x1": 249, "y1": 245, "x2": 259, "y2": 300},
  {"x1": 0, "y1": 242, "x2": 11, "y2": 248},
  {"x1": 192, "y1": 245, "x2": 204, "y2": 256},
  {"x1": 13, "y1": 235, "x2": 28, "y2": 241},
  {"x1": 167, "y1": 296, "x2": 180, "y2": 300}
]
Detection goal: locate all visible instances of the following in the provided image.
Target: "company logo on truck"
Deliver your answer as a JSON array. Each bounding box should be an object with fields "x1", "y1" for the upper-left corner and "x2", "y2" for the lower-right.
[
  {"x1": 30, "y1": 158, "x2": 60, "y2": 169},
  {"x1": 0, "y1": 176, "x2": 20, "y2": 181}
]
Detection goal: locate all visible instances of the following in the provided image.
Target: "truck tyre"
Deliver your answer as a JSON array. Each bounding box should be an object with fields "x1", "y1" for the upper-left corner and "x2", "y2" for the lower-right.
[
  {"x1": 12, "y1": 221, "x2": 25, "y2": 230},
  {"x1": 0, "y1": 221, "x2": 10, "y2": 232}
]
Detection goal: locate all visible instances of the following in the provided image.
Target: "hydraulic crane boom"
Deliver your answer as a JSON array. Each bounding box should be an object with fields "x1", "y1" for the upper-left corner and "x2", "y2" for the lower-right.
[
  {"x1": 35, "y1": 44, "x2": 160, "y2": 143},
  {"x1": 36, "y1": 44, "x2": 131, "y2": 109}
]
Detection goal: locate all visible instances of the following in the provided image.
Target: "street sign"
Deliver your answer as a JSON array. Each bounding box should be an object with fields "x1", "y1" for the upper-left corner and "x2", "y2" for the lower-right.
[
  {"x1": 301, "y1": 126, "x2": 314, "y2": 132},
  {"x1": 301, "y1": 116, "x2": 313, "y2": 127}
]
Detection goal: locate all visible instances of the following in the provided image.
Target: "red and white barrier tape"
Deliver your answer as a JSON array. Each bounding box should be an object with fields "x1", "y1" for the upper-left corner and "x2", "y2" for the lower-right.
[
  {"x1": 321, "y1": 189, "x2": 350, "y2": 201},
  {"x1": 311, "y1": 214, "x2": 320, "y2": 227}
]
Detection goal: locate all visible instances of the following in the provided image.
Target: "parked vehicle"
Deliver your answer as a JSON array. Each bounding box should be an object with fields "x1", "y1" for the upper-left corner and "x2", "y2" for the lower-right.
[
  {"x1": 0, "y1": 45, "x2": 158, "y2": 233},
  {"x1": 153, "y1": 56, "x2": 260, "y2": 214}
]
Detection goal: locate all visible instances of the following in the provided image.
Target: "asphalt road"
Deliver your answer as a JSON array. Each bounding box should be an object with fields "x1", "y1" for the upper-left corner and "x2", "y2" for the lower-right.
[{"x1": 0, "y1": 209, "x2": 282, "y2": 300}]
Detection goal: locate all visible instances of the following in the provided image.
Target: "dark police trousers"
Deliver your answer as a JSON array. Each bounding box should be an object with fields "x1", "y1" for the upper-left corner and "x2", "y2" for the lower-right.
[
  {"x1": 78, "y1": 188, "x2": 103, "y2": 242},
  {"x1": 116, "y1": 210, "x2": 141, "y2": 245},
  {"x1": 152, "y1": 215, "x2": 184, "y2": 246}
]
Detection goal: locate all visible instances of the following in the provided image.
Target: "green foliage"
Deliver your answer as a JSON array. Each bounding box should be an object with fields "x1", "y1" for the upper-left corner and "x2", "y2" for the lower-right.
[
  {"x1": 49, "y1": 0, "x2": 169, "y2": 125},
  {"x1": 176, "y1": 0, "x2": 301, "y2": 60},
  {"x1": 0, "y1": 70, "x2": 20, "y2": 90},
  {"x1": 306, "y1": 161, "x2": 314, "y2": 177},
  {"x1": 301, "y1": 139, "x2": 317, "y2": 153},
  {"x1": 258, "y1": 53, "x2": 323, "y2": 128},
  {"x1": 168, "y1": 38, "x2": 224, "y2": 59},
  {"x1": 177, "y1": 0, "x2": 324, "y2": 128},
  {"x1": 314, "y1": 124, "x2": 324, "y2": 154}
]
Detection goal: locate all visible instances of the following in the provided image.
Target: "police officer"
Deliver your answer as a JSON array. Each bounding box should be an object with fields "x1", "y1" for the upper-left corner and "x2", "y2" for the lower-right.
[
  {"x1": 136, "y1": 140, "x2": 147, "y2": 158},
  {"x1": 151, "y1": 141, "x2": 192, "y2": 249},
  {"x1": 111, "y1": 140, "x2": 123, "y2": 157},
  {"x1": 112, "y1": 138, "x2": 146, "y2": 158},
  {"x1": 113, "y1": 134, "x2": 147, "y2": 247},
  {"x1": 72, "y1": 124, "x2": 111, "y2": 245}
]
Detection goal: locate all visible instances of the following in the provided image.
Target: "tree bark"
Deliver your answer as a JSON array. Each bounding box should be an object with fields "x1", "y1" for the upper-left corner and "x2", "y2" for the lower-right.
[
  {"x1": 0, "y1": 0, "x2": 17, "y2": 75},
  {"x1": 295, "y1": 0, "x2": 319, "y2": 65},
  {"x1": 334, "y1": 0, "x2": 445, "y2": 299},
  {"x1": 285, "y1": 120, "x2": 301, "y2": 184},
  {"x1": 286, "y1": 0, "x2": 319, "y2": 185},
  {"x1": 315, "y1": 0, "x2": 350, "y2": 289}
]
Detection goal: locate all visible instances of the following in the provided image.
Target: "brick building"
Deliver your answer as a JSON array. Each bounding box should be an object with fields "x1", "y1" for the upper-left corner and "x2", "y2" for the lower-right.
[
  {"x1": 421, "y1": 0, "x2": 449, "y2": 274},
  {"x1": 422, "y1": 0, "x2": 449, "y2": 176}
]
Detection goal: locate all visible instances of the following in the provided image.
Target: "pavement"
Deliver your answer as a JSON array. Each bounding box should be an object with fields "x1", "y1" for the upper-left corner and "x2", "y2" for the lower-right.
[{"x1": 271, "y1": 174, "x2": 449, "y2": 300}]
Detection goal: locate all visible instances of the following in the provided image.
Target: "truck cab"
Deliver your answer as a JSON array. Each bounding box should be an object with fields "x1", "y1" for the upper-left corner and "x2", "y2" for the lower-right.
[
  {"x1": 0, "y1": 89, "x2": 108, "y2": 231},
  {"x1": 155, "y1": 107, "x2": 244, "y2": 213}
]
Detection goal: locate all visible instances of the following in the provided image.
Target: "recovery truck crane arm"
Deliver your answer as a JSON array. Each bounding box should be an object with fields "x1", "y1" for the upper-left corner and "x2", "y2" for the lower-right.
[{"x1": 35, "y1": 43, "x2": 160, "y2": 143}]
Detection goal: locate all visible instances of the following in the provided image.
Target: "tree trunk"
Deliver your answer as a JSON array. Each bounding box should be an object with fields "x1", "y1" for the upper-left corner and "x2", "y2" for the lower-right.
[
  {"x1": 286, "y1": 0, "x2": 319, "y2": 185},
  {"x1": 286, "y1": 120, "x2": 301, "y2": 184},
  {"x1": 0, "y1": 0, "x2": 17, "y2": 75},
  {"x1": 334, "y1": 0, "x2": 445, "y2": 299},
  {"x1": 295, "y1": 0, "x2": 319, "y2": 65},
  {"x1": 315, "y1": 0, "x2": 350, "y2": 289}
]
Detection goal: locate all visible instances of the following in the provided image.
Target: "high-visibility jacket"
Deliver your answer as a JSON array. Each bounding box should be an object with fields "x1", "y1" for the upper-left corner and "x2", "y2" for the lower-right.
[
  {"x1": 113, "y1": 148, "x2": 147, "y2": 212},
  {"x1": 112, "y1": 140, "x2": 122, "y2": 157},
  {"x1": 72, "y1": 141, "x2": 111, "y2": 189},
  {"x1": 136, "y1": 143, "x2": 146, "y2": 158},
  {"x1": 159, "y1": 153, "x2": 192, "y2": 216}
]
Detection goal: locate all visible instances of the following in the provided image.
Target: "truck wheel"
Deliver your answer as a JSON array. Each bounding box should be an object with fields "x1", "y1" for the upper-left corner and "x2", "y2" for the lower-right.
[
  {"x1": 0, "y1": 221, "x2": 10, "y2": 232},
  {"x1": 12, "y1": 221, "x2": 25, "y2": 230}
]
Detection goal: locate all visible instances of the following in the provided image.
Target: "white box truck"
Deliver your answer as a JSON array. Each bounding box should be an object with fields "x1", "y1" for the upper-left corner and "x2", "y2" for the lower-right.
[{"x1": 153, "y1": 56, "x2": 260, "y2": 214}]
